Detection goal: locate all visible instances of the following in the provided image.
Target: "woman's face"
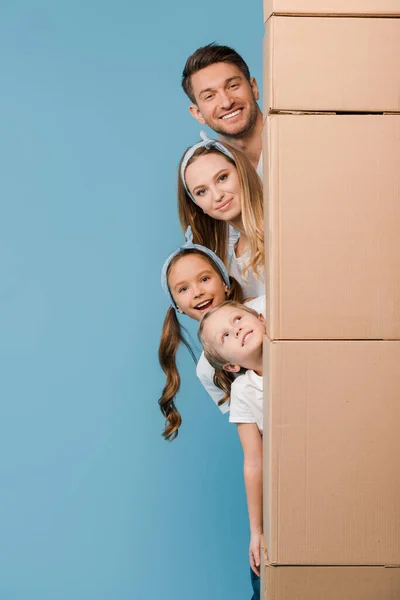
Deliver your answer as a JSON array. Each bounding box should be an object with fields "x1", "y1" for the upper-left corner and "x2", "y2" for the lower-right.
[
  {"x1": 184, "y1": 153, "x2": 242, "y2": 222},
  {"x1": 168, "y1": 253, "x2": 228, "y2": 322}
]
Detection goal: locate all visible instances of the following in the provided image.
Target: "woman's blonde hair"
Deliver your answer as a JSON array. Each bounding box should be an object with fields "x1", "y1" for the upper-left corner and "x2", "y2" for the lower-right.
[
  {"x1": 178, "y1": 141, "x2": 264, "y2": 280},
  {"x1": 158, "y1": 250, "x2": 244, "y2": 441},
  {"x1": 197, "y1": 300, "x2": 260, "y2": 408}
]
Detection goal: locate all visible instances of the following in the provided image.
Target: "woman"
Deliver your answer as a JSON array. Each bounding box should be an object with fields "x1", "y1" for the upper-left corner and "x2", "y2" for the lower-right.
[{"x1": 178, "y1": 133, "x2": 265, "y2": 298}]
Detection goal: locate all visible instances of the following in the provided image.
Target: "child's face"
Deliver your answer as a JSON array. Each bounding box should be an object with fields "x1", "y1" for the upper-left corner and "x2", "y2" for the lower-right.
[
  {"x1": 202, "y1": 305, "x2": 265, "y2": 370},
  {"x1": 168, "y1": 254, "x2": 228, "y2": 322},
  {"x1": 185, "y1": 153, "x2": 242, "y2": 222}
]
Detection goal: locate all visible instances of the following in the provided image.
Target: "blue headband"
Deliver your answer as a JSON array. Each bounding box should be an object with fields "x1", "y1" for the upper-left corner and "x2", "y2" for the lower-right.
[
  {"x1": 180, "y1": 131, "x2": 235, "y2": 204},
  {"x1": 161, "y1": 226, "x2": 231, "y2": 310}
]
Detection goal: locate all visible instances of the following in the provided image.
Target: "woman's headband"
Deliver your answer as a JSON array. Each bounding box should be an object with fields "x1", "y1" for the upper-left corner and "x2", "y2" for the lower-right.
[
  {"x1": 161, "y1": 226, "x2": 231, "y2": 310},
  {"x1": 180, "y1": 131, "x2": 235, "y2": 204}
]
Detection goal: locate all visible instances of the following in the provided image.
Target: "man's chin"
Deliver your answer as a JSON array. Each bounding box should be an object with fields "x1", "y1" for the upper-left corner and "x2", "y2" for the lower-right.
[{"x1": 211, "y1": 121, "x2": 253, "y2": 140}]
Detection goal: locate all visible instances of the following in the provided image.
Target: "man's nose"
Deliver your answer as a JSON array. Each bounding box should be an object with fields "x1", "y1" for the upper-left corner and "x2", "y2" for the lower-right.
[{"x1": 219, "y1": 90, "x2": 234, "y2": 109}]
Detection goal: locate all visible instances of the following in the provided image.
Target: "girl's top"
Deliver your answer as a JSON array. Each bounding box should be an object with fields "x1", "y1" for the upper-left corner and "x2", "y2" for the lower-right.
[
  {"x1": 229, "y1": 370, "x2": 263, "y2": 434},
  {"x1": 196, "y1": 295, "x2": 266, "y2": 414}
]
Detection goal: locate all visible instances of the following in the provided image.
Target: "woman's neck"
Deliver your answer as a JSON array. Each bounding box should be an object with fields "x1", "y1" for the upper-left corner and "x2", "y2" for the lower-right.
[{"x1": 228, "y1": 216, "x2": 245, "y2": 235}]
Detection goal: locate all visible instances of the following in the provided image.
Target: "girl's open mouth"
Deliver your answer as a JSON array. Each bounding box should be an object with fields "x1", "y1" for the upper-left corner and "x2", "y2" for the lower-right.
[{"x1": 194, "y1": 299, "x2": 213, "y2": 311}]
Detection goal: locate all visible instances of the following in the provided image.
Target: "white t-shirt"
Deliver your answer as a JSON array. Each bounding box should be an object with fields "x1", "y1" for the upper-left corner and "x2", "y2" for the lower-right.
[
  {"x1": 229, "y1": 369, "x2": 263, "y2": 434},
  {"x1": 227, "y1": 150, "x2": 264, "y2": 297},
  {"x1": 228, "y1": 246, "x2": 265, "y2": 298},
  {"x1": 196, "y1": 295, "x2": 266, "y2": 414}
]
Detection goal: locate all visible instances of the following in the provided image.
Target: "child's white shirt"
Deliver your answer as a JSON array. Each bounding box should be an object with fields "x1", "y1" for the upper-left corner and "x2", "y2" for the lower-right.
[
  {"x1": 229, "y1": 369, "x2": 263, "y2": 434},
  {"x1": 196, "y1": 295, "x2": 266, "y2": 414}
]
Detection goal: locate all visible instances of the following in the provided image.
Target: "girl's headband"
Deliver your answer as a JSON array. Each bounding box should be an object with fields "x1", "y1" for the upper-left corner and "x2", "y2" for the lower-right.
[
  {"x1": 180, "y1": 131, "x2": 235, "y2": 204},
  {"x1": 161, "y1": 226, "x2": 231, "y2": 310}
]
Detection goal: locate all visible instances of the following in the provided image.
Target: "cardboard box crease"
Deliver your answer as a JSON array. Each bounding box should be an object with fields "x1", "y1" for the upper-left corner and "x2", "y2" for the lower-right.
[{"x1": 264, "y1": 0, "x2": 400, "y2": 20}]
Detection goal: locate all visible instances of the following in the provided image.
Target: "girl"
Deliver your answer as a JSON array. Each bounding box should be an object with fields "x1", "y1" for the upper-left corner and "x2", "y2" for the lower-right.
[
  {"x1": 178, "y1": 133, "x2": 265, "y2": 298},
  {"x1": 158, "y1": 227, "x2": 265, "y2": 442},
  {"x1": 198, "y1": 300, "x2": 265, "y2": 582}
]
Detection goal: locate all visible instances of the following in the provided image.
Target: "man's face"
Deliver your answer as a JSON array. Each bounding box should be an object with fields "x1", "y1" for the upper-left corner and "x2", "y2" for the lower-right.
[{"x1": 189, "y1": 62, "x2": 260, "y2": 139}]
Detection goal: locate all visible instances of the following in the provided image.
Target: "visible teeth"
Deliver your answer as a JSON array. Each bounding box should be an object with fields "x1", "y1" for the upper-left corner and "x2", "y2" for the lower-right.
[
  {"x1": 196, "y1": 300, "x2": 211, "y2": 309},
  {"x1": 222, "y1": 109, "x2": 241, "y2": 120},
  {"x1": 242, "y1": 331, "x2": 252, "y2": 345}
]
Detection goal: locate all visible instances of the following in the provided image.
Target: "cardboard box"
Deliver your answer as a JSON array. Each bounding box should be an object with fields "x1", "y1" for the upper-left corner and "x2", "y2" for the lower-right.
[
  {"x1": 264, "y1": 17, "x2": 400, "y2": 113},
  {"x1": 263, "y1": 114, "x2": 400, "y2": 340},
  {"x1": 260, "y1": 536, "x2": 400, "y2": 600},
  {"x1": 264, "y1": 0, "x2": 400, "y2": 19},
  {"x1": 263, "y1": 338, "x2": 400, "y2": 565}
]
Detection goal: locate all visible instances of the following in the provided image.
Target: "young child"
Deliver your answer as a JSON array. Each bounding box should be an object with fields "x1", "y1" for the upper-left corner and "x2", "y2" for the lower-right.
[
  {"x1": 178, "y1": 133, "x2": 264, "y2": 298},
  {"x1": 198, "y1": 300, "x2": 265, "y2": 583},
  {"x1": 159, "y1": 226, "x2": 265, "y2": 441}
]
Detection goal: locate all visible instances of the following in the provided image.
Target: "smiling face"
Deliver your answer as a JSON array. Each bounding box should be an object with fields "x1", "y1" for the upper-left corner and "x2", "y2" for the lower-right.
[
  {"x1": 184, "y1": 152, "x2": 242, "y2": 222},
  {"x1": 201, "y1": 304, "x2": 265, "y2": 370},
  {"x1": 167, "y1": 252, "x2": 228, "y2": 322},
  {"x1": 189, "y1": 62, "x2": 260, "y2": 139}
]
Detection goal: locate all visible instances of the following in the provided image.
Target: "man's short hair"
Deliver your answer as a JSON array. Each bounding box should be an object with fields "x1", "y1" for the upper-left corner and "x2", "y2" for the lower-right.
[{"x1": 182, "y1": 43, "x2": 251, "y2": 104}]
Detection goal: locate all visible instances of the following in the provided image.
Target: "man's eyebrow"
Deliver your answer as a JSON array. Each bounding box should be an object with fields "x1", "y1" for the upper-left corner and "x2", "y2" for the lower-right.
[{"x1": 199, "y1": 76, "x2": 242, "y2": 97}]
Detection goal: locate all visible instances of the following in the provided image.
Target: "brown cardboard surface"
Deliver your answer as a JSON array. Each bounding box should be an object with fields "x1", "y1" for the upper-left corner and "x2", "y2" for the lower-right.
[
  {"x1": 264, "y1": 17, "x2": 400, "y2": 113},
  {"x1": 260, "y1": 537, "x2": 400, "y2": 600},
  {"x1": 263, "y1": 114, "x2": 400, "y2": 340},
  {"x1": 264, "y1": 0, "x2": 400, "y2": 19},
  {"x1": 263, "y1": 339, "x2": 400, "y2": 566}
]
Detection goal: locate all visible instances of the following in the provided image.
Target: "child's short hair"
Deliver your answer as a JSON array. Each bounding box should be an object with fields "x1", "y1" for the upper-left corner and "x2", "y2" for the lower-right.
[{"x1": 198, "y1": 300, "x2": 259, "y2": 370}]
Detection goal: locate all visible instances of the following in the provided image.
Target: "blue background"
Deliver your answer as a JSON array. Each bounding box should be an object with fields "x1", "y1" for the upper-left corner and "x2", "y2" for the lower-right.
[{"x1": 0, "y1": 1, "x2": 263, "y2": 598}]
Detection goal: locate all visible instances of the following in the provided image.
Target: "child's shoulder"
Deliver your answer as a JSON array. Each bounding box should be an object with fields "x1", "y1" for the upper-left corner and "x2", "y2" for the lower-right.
[{"x1": 231, "y1": 369, "x2": 262, "y2": 399}]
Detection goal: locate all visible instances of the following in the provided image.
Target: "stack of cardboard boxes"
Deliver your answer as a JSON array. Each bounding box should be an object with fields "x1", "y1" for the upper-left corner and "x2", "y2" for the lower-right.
[{"x1": 261, "y1": 1, "x2": 400, "y2": 598}]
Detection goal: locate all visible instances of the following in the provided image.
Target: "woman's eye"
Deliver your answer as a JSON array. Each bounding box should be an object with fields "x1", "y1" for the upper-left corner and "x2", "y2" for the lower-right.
[
  {"x1": 223, "y1": 332, "x2": 229, "y2": 340},
  {"x1": 179, "y1": 286, "x2": 188, "y2": 293},
  {"x1": 234, "y1": 316, "x2": 242, "y2": 323},
  {"x1": 196, "y1": 188, "x2": 207, "y2": 197},
  {"x1": 219, "y1": 174, "x2": 228, "y2": 182},
  {"x1": 201, "y1": 276, "x2": 210, "y2": 283}
]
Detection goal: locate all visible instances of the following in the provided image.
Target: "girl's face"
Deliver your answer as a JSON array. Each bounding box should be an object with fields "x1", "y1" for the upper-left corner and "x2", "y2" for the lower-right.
[
  {"x1": 168, "y1": 253, "x2": 228, "y2": 322},
  {"x1": 201, "y1": 305, "x2": 265, "y2": 369},
  {"x1": 185, "y1": 153, "x2": 242, "y2": 222}
]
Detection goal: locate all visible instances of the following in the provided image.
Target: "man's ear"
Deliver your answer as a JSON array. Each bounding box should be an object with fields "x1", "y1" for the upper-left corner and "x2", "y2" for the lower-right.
[
  {"x1": 250, "y1": 77, "x2": 260, "y2": 102},
  {"x1": 223, "y1": 363, "x2": 241, "y2": 373},
  {"x1": 189, "y1": 104, "x2": 207, "y2": 126}
]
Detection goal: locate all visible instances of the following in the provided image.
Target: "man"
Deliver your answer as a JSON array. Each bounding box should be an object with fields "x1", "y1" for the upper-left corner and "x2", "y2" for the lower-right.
[
  {"x1": 182, "y1": 43, "x2": 263, "y2": 178},
  {"x1": 182, "y1": 43, "x2": 263, "y2": 600}
]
